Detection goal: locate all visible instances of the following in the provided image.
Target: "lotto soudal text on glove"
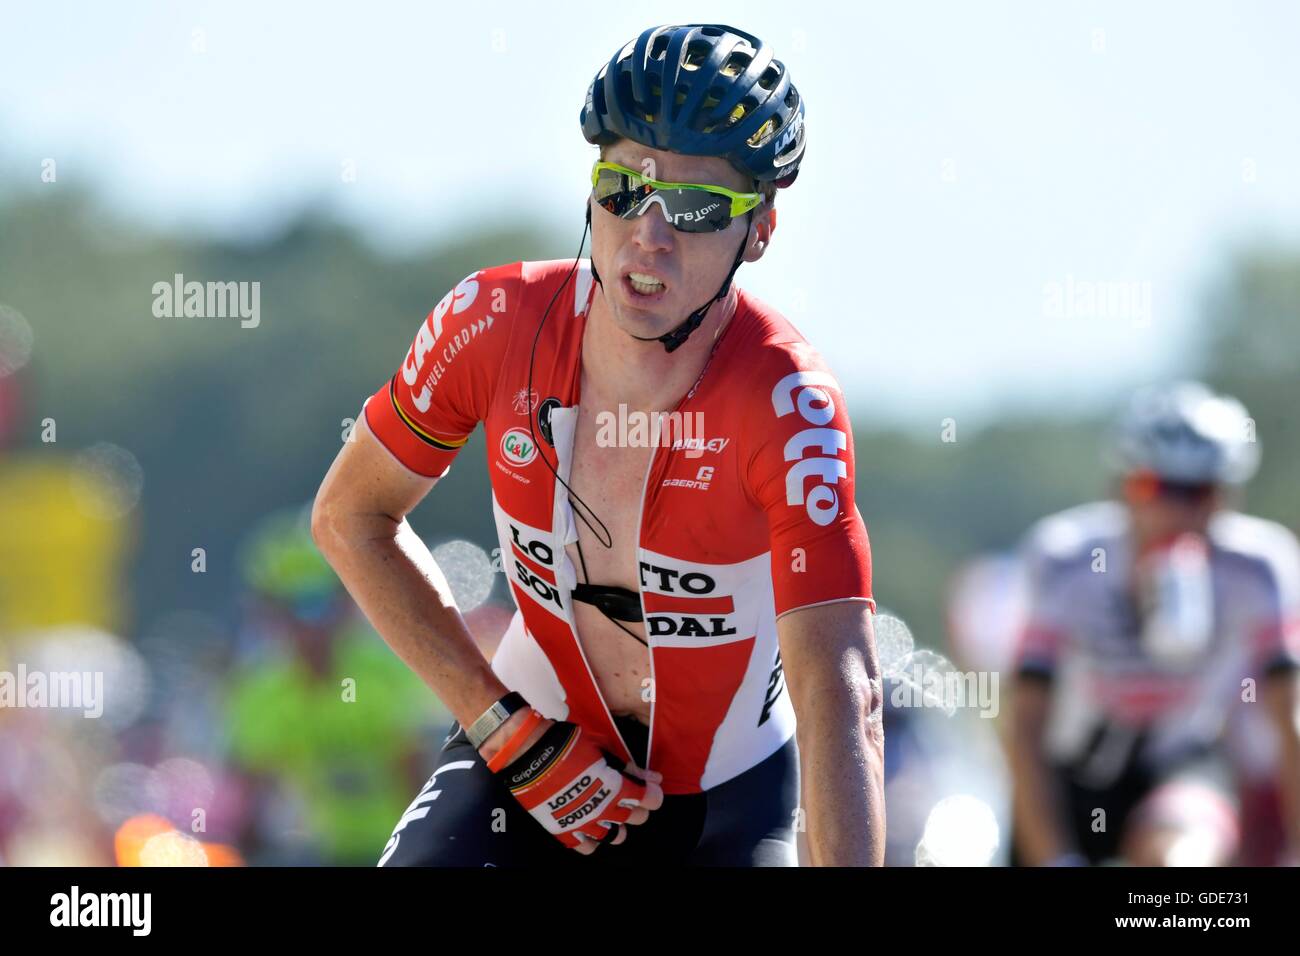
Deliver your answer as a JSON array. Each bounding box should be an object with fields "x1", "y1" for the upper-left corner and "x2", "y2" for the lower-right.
[{"x1": 486, "y1": 710, "x2": 657, "y2": 850}]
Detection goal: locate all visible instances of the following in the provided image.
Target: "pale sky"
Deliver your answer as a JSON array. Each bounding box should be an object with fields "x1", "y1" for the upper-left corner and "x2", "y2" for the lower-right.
[{"x1": 3, "y1": 0, "x2": 1299, "y2": 430}]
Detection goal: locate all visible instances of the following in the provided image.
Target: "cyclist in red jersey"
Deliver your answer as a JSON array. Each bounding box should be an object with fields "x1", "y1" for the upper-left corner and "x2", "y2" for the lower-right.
[{"x1": 313, "y1": 23, "x2": 883, "y2": 866}]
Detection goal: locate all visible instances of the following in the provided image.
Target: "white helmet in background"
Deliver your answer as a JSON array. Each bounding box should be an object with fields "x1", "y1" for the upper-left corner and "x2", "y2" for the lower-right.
[{"x1": 1110, "y1": 381, "x2": 1260, "y2": 485}]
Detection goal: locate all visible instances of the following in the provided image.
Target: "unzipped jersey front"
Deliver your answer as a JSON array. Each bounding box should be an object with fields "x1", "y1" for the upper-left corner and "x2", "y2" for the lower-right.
[{"x1": 364, "y1": 259, "x2": 874, "y2": 794}]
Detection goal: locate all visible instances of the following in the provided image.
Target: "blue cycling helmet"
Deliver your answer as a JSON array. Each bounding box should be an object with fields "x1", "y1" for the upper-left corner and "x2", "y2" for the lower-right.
[{"x1": 581, "y1": 24, "x2": 806, "y2": 188}]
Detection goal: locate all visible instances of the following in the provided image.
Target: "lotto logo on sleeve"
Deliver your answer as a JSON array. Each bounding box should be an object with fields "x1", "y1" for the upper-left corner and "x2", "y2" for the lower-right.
[{"x1": 771, "y1": 371, "x2": 848, "y2": 526}]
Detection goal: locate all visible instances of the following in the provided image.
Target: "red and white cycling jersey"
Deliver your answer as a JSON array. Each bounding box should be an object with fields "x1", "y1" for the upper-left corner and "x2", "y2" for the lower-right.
[
  {"x1": 364, "y1": 259, "x2": 874, "y2": 794},
  {"x1": 1013, "y1": 501, "x2": 1300, "y2": 773}
]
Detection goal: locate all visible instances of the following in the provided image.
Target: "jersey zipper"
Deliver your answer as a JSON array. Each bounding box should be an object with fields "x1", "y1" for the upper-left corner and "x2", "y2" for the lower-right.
[
  {"x1": 551, "y1": 265, "x2": 638, "y2": 766},
  {"x1": 555, "y1": 483, "x2": 637, "y2": 765},
  {"x1": 635, "y1": 438, "x2": 659, "y2": 771},
  {"x1": 637, "y1": 307, "x2": 739, "y2": 776}
]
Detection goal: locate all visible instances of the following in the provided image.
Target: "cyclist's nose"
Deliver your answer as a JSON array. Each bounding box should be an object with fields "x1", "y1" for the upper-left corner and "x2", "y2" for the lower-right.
[{"x1": 629, "y1": 200, "x2": 675, "y2": 253}]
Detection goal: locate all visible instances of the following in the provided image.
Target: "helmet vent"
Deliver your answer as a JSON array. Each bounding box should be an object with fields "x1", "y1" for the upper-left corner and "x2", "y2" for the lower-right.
[
  {"x1": 616, "y1": 70, "x2": 632, "y2": 96},
  {"x1": 726, "y1": 94, "x2": 760, "y2": 126},
  {"x1": 722, "y1": 50, "x2": 753, "y2": 77},
  {"x1": 758, "y1": 65, "x2": 781, "y2": 91},
  {"x1": 650, "y1": 33, "x2": 670, "y2": 60},
  {"x1": 683, "y1": 39, "x2": 711, "y2": 69},
  {"x1": 747, "y1": 113, "x2": 781, "y2": 148}
]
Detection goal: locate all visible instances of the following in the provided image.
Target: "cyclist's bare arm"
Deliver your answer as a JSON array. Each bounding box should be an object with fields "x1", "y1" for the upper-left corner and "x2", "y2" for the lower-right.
[
  {"x1": 1264, "y1": 670, "x2": 1300, "y2": 858},
  {"x1": 1008, "y1": 676, "x2": 1076, "y2": 864},
  {"x1": 311, "y1": 412, "x2": 536, "y2": 761},
  {"x1": 780, "y1": 600, "x2": 884, "y2": 866}
]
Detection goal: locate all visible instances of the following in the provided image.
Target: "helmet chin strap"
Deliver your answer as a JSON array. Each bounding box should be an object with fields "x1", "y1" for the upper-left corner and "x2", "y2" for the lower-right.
[{"x1": 587, "y1": 205, "x2": 753, "y2": 354}]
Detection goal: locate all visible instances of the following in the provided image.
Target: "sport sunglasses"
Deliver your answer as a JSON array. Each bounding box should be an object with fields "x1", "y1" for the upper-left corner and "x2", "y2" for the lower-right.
[
  {"x1": 1155, "y1": 479, "x2": 1219, "y2": 504},
  {"x1": 1128, "y1": 470, "x2": 1221, "y2": 505},
  {"x1": 590, "y1": 160, "x2": 762, "y2": 234}
]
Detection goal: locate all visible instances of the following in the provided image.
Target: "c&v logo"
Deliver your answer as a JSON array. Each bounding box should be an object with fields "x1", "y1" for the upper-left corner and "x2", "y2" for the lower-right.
[{"x1": 501, "y1": 428, "x2": 538, "y2": 467}]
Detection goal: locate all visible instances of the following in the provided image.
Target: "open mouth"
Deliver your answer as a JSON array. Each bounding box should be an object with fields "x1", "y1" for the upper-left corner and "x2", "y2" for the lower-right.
[{"x1": 623, "y1": 271, "x2": 668, "y2": 302}]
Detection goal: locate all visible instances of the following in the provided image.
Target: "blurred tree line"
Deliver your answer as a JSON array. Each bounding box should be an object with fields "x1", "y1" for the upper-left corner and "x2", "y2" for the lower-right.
[{"x1": 1, "y1": 187, "x2": 1295, "y2": 652}]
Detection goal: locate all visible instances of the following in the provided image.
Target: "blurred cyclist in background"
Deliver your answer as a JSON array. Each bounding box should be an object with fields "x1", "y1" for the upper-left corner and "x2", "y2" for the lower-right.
[
  {"x1": 223, "y1": 504, "x2": 448, "y2": 865},
  {"x1": 1008, "y1": 382, "x2": 1300, "y2": 866}
]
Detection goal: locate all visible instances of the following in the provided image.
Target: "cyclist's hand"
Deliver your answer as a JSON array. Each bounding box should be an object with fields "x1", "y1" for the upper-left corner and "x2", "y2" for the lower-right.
[{"x1": 485, "y1": 710, "x2": 664, "y2": 854}]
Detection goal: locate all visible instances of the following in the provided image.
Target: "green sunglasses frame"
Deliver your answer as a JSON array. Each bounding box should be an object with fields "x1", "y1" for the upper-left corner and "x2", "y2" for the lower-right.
[{"x1": 591, "y1": 160, "x2": 763, "y2": 222}]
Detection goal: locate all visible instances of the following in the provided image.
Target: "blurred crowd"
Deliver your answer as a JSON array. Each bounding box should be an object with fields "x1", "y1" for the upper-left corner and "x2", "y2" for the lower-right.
[{"x1": 0, "y1": 495, "x2": 510, "y2": 866}]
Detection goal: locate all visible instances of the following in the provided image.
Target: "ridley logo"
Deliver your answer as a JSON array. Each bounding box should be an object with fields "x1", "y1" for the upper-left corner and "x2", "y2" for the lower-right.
[
  {"x1": 771, "y1": 370, "x2": 847, "y2": 527},
  {"x1": 501, "y1": 428, "x2": 538, "y2": 467},
  {"x1": 670, "y1": 436, "x2": 730, "y2": 457}
]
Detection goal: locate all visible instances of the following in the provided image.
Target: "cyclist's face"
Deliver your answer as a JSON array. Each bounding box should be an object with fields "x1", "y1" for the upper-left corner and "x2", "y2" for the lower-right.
[
  {"x1": 1121, "y1": 473, "x2": 1224, "y2": 546},
  {"x1": 589, "y1": 143, "x2": 772, "y2": 336}
]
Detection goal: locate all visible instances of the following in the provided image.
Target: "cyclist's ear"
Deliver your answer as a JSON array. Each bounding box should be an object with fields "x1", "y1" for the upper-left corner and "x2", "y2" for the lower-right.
[{"x1": 746, "y1": 206, "x2": 777, "y2": 262}]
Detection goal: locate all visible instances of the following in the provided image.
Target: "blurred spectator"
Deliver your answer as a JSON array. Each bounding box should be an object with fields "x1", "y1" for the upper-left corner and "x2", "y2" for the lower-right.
[{"x1": 222, "y1": 504, "x2": 450, "y2": 864}]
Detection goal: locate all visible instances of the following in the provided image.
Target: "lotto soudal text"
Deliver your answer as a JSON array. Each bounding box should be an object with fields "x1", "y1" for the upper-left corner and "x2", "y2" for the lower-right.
[
  {"x1": 647, "y1": 616, "x2": 736, "y2": 637},
  {"x1": 549, "y1": 773, "x2": 613, "y2": 828},
  {"x1": 639, "y1": 563, "x2": 715, "y2": 593},
  {"x1": 50, "y1": 886, "x2": 151, "y2": 936}
]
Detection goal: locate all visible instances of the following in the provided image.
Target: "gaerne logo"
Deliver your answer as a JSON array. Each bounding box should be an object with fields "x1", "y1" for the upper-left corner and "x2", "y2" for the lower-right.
[
  {"x1": 662, "y1": 465, "x2": 715, "y2": 491},
  {"x1": 501, "y1": 428, "x2": 538, "y2": 467},
  {"x1": 771, "y1": 370, "x2": 848, "y2": 527}
]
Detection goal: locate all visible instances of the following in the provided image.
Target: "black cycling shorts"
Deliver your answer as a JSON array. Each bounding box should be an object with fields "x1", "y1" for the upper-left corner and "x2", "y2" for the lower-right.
[
  {"x1": 379, "y1": 715, "x2": 800, "y2": 867},
  {"x1": 1010, "y1": 730, "x2": 1237, "y2": 865}
]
